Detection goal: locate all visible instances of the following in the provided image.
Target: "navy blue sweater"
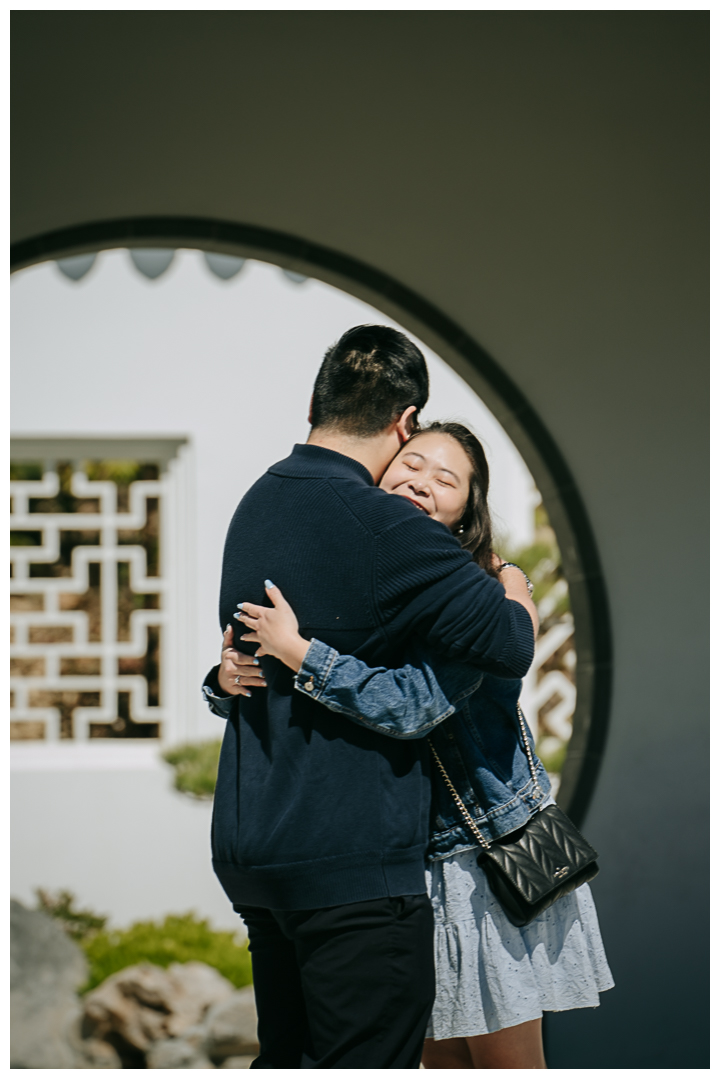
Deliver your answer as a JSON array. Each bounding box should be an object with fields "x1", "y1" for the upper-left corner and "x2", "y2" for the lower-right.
[{"x1": 210, "y1": 444, "x2": 534, "y2": 910}]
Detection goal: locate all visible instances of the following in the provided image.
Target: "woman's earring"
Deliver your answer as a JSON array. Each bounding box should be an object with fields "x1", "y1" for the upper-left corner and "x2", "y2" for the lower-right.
[{"x1": 457, "y1": 526, "x2": 464, "y2": 535}]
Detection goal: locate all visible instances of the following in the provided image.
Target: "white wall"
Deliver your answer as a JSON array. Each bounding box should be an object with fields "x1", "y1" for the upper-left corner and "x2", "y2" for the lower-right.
[{"x1": 11, "y1": 751, "x2": 239, "y2": 930}]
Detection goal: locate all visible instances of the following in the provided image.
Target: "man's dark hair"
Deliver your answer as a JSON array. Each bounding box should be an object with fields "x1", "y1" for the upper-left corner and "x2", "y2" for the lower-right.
[{"x1": 310, "y1": 325, "x2": 429, "y2": 438}]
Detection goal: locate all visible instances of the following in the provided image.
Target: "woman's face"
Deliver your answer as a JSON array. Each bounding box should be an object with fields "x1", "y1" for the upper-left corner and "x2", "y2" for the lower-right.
[{"x1": 380, "y1": 432, "x2": 472, "y2": 529}]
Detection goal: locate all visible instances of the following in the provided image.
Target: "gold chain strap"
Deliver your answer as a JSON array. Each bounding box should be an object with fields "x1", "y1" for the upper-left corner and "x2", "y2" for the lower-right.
[
  {"x1": 515, "y1": 702, "x2": 540, "y2": 794},
  {"x1": 428, "y1": 701, "x2": 540, "y2": 851},
  {"x1": 427, "y1": 740, "x2": 491, "y2": 851}
]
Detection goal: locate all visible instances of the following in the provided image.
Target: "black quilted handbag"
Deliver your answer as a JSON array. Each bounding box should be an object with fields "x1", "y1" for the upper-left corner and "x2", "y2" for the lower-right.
[{"x1": 428, "y1": 705, "x2": 599, "y2": 928}]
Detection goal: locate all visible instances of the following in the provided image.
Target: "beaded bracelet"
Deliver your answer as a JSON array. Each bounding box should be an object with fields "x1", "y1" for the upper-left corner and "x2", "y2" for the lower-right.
[{"x1": 498, "y1": 561, "x2": 534, "y2": 598}]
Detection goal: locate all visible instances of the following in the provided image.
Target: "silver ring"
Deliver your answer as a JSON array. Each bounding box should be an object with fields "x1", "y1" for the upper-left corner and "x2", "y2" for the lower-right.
[{"x1": 234, "y1": 675, "x2": 241, "y2": 685}]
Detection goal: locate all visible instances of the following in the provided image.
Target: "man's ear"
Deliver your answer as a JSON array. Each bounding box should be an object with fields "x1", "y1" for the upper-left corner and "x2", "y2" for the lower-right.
[
  {"x1": 307, "y1": 394, "x2": 314, "y2": 426},
  {"x1": 395, "y1": 406, "x2": 418, "y2": 444}
]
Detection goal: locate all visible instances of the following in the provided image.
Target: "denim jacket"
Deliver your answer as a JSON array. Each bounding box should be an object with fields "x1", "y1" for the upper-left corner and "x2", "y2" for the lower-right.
[{"x1": 203, "y1": 638, "x2": 551, "y2": 862}]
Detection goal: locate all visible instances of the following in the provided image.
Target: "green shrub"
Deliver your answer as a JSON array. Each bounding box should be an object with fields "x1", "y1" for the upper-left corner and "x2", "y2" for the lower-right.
[
  {"x1": 537, "y1": 736, "x2": 568, "y2": 776},
  {"x1": 497, "y1": 502, "x2": 570, "y2": 619},
  {"x1": 35, "y1": 888, "x2": 108, "y2": 942},
  {"x1": 34, "y1": 891, "x2": 252, "y2": 994},
  {"x1": 162, "y1": 740, "x2": 222, "y2": 799},
  {"x1": 81, "y1": 912, "x2": 252, "y2": 993}
]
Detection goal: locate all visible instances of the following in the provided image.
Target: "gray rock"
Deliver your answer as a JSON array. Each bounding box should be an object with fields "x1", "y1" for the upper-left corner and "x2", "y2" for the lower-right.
[
  {"x1": 203, "y1": 987, "x2": 258, "y2": 1062},
  {"x1": 69, "y1": 1028, "x2": 123, "y2": 1069},
  {"x1": 10, "y1": 900, "x2": 244, "y2": 1069},
  {"x1": 83, "y1": 961, "x2": 235, "y2": 1056},
  {"x1": 10, "y1": 898, "x2": 90, "y2": 1069},
  {"x1": 147, "y1": 1033, "x2": 215, "y2": 1069}
]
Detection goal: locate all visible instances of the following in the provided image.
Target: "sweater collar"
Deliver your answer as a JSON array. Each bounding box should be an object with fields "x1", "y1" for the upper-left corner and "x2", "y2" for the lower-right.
[{"x1": 268, "y1": 443, "x2": 375, "y2": 486}]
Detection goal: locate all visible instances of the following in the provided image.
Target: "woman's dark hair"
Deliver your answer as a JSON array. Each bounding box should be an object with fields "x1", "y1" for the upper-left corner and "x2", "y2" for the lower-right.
[
  {"x1": 415, "y1": 421, "x2": 498, "y2": 578},
  {"x1": 311, "y1": 325, "x2": 429, "y2": 438}
]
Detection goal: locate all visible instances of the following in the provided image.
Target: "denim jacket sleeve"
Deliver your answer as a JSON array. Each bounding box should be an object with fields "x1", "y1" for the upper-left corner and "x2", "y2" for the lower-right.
[
  {"x1": 292, "y1": 638, "x2": 456, "y2": 740},
  {"x1": 201, "y1": 665, "x2": 235, "y2": 719}
]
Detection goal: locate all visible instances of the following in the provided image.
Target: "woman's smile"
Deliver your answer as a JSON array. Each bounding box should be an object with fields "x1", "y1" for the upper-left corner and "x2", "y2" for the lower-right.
[{"x1": 403, "y1": 495, "x2": 430, "y2": 514}]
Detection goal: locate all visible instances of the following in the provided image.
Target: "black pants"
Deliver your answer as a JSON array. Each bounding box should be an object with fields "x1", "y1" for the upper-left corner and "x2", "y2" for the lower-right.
[{"x1": 237, "y1": 894, "x2": 435, "y2": 1069}]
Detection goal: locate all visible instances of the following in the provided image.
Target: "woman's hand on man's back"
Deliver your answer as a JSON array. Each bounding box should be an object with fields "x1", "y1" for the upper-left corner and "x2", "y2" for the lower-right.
[
  {"x1": 234, "y1": 582, "x2": 311, "y2": 674},
  {"x1": 218, "y1": 625, "x2": 267, "y2": 697}
]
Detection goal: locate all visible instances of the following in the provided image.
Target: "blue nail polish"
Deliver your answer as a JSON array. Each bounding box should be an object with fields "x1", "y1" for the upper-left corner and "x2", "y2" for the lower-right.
[
  {"x1": 236, "y1": 603, "x2": 244, "y2": 611},
  {"x1": 265, "y1": 579, "x2": 275, "y2": 589},
  {"x1": 225, "y1": 624, "x2": 232, "y2": 632},
  {"x1": 233, "y1": 612, "x2": 242, "y2": 620},
  {"x1": 253, "y1": 658, "x2": 260, "y2": 665}
]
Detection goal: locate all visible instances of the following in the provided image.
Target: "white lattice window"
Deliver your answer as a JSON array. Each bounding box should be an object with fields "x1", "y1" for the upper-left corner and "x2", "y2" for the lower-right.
[
  {"x1": 10, "y1": 438, "x2": 191, "y2": 747},
  {"x1": 511, "y1": 502, "x2": 578, "y2": 797},
  {"x1": 520, "y1": 611, "x2": 576, "y2": 798},
  {"x1": 520, "y1": 618, "x2": 576, "y2": 737}
]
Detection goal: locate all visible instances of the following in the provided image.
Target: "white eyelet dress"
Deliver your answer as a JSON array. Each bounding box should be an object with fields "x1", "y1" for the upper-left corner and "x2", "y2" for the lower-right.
[{"x1": 425, "y1": 804, "x2": 615, "y2": 1039}]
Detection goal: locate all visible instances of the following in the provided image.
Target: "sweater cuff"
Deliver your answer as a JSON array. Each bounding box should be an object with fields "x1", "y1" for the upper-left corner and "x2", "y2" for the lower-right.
[
  {"x1": 293, "y1": 639, "x2": 339, "y2": 700},
  {"x1": 498, "y1": 601, "x2": 536, "y2": 678}
]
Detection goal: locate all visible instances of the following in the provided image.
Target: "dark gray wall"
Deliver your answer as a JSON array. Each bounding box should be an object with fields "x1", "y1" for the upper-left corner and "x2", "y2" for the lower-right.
[{"x1": 11, "y1": 12, "x2": 708, "y2": 1067}]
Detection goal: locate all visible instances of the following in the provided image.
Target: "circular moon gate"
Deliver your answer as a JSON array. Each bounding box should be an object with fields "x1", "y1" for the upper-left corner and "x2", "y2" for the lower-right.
[{"x1": 11, "y1": 216, "x2": 612, "y2": 825}]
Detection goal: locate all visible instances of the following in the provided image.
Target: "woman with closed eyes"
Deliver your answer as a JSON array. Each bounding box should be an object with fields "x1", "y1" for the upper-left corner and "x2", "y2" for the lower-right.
[{"x1": 218, "y1": 422, "x2": 613, "y2": 1069}]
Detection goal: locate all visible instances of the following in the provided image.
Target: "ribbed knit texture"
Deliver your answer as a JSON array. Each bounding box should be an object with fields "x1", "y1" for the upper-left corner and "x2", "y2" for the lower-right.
[{"x1": 211, "y1": 444, "x2": 534, "y2": 910}]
